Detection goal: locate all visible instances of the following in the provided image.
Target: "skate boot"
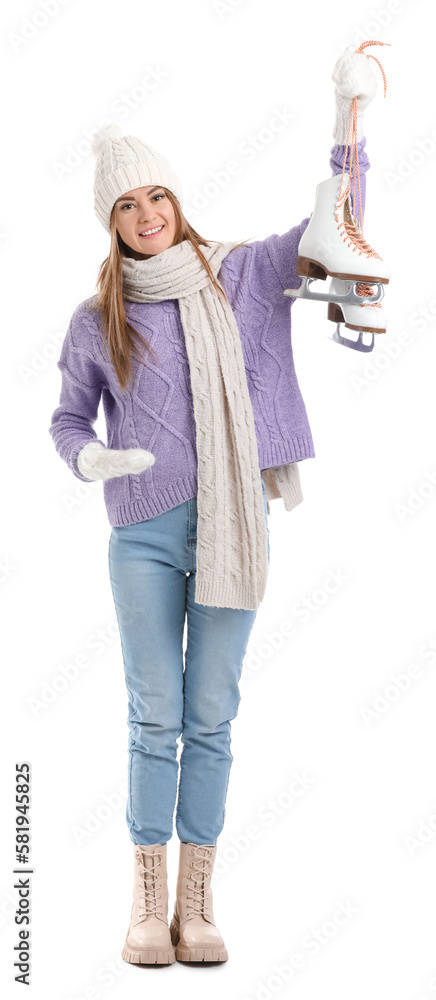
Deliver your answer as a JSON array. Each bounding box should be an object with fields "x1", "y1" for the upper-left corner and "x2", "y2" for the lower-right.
[
  {"x1": 326, "y1": 275, "x2": 387, "y2": 352},
  {"x1": 285, "y1": 38, "x2": 391, "y2": 351},
  {"x1": 285, "y1": 172, "x2": 390, "y2": 307},
  {"x1": 169, "y1": 842, "x2": 228, "y2": 962},
  {"x1": 287, "y1": 40, "x2": 391, "y2": 307},
  {"x1": 122, "y1": 843, "x2": 176, "y2": 965}
]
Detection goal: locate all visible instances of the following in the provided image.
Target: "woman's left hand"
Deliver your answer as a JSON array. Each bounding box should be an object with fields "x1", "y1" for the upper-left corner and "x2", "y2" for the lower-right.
[{"x1": 331, "y1": 44, "x2": 378, "y2": 144}]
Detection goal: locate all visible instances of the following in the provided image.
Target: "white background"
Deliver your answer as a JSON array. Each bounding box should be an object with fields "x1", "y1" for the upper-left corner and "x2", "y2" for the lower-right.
[{"x1": 2, "y1": 0, "x2": 436, "y2": 997}]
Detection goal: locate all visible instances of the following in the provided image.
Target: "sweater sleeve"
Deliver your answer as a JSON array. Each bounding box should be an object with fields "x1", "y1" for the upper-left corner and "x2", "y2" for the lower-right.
[
  {"x1": 245, "y1": 138, "x2": 371, "y2": 297},
  {"x1": 330, "y1": 137, "x2": 370, "y2": 225},
  {"x1": 48, "y1": 304, "x2": 108, "y2": 483}
]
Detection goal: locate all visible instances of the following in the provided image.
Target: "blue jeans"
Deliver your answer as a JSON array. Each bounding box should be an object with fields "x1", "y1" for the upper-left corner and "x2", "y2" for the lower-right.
[{"x1": 108, "y1": 476, "x2": 270, "y2": 847}]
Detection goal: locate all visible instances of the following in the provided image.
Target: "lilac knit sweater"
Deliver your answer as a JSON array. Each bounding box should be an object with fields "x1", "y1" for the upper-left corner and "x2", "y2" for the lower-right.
[{"x1": 49, "y1": 141, "x2": 369, "y2": 526}]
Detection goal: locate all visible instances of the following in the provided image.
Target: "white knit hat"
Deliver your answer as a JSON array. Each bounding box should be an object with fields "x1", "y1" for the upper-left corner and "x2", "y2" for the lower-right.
[{"x1": 91, "y1": 123, "x2": 184, "y2": 233}]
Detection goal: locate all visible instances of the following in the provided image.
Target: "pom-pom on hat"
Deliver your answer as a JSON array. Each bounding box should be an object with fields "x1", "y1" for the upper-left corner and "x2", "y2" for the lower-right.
[{"x1": 92, "y1": 122, "x2": 184, "y2": 233}]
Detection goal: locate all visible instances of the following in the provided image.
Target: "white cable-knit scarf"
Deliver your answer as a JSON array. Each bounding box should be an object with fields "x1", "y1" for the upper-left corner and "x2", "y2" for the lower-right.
[{"x1": 122, "y1": 238, "x2": 269, "y2": 610}]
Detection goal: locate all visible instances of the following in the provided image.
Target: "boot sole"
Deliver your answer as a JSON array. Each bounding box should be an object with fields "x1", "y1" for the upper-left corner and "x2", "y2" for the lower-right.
[
  {"x1": 297, "y1": 255, "x2": 390, "y2": 285},
  {"x1": 327, "y1": 302, "x2": 386, "y2": 334},
  {"x1": 169, "y1": 917, "x2": 228, "y2": 962},
  {"x1": 122, "y1": 943, "x2": 176, "y2": 965}
]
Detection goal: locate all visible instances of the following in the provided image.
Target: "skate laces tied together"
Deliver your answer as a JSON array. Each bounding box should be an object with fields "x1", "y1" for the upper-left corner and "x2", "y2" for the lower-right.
[{"x1": 335, "y1": 40, "x2": 391, "y2": 307}]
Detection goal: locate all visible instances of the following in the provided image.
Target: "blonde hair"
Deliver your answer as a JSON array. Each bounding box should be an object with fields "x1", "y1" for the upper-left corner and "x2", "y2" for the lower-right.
[{"x1": 88, "y1": 187, "x2": 252, "y2": 391}]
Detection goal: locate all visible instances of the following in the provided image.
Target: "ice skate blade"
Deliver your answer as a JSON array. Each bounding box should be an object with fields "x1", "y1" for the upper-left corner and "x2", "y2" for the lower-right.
[
  {"x1": 329, "y1": 322, "x2": 375, "y2": 353},
  {"x1": 284, "y1": 276, "x2": 385, "y2": 306}
]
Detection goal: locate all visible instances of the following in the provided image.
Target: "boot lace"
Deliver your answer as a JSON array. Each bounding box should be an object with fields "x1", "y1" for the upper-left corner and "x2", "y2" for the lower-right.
[
  {"x1": 335, "y1": 40, "x2": 390, "y2": 265},
  {"x1": 185, "y1": 846, "x2": 213, "y2": 918},
  {"x1": 136, "y1": 848, "x2": 163, "y2": 919},
  {"x1": 356, "y1": 282, "x2": 383, "y2": 309}
]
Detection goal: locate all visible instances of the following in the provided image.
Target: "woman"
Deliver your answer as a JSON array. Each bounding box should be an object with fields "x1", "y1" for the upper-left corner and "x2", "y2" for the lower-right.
[{"x1": 49, "y1": 45, "x2": 379, "y2": 966}]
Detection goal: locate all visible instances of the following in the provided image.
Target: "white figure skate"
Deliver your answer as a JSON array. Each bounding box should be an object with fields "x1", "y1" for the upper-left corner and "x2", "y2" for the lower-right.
[
  {"x1": 284, "y1": 172, "x2": 390, "y2": 353},
  {"x1": 326, "y1": 276, "x2": 387, "y2": 353},
  {"x1": 285, "y1": 172, "x2": 390, "y2": 296},
  {"x1": 285, "y1": 38, "x2": 391, "y2": 352}
]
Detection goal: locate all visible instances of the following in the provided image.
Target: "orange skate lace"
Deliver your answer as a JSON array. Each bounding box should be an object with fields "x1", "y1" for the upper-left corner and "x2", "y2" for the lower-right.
[
  {"x1": 356, "y1": 281, "x2": 382, "y2": 308},
  {"x1": 335, "y1": 39, "x2": 391, "y2": 289}
]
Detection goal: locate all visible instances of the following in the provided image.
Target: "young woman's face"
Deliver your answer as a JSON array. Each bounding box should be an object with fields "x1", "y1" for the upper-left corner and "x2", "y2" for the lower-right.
[{"x1": 113, "y1": 185, "x2": 177, "y2": 258}]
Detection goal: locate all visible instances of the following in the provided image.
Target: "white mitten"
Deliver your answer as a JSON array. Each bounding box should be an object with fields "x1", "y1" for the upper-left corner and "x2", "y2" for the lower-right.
[
  {"x1": 332, "y1": 44, "x2": 378, "y2": 143},
  {"x1": 77, "y1": 441, "x2": 155, "y2": 481}
]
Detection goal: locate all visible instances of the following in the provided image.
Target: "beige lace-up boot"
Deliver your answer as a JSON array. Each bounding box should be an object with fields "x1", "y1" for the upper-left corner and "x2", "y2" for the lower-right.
[
  {"x1": 169, "y1": 842, "x2": 228, "y2": 962},
  {"x1": 122, "y1": 843, "x2": 176, "y2": 965}
]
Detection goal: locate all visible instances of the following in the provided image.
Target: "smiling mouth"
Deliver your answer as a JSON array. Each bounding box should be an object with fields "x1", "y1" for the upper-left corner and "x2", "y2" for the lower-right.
[{"x1": 138, "y1": 225, "x2": 164, "y2": 238}]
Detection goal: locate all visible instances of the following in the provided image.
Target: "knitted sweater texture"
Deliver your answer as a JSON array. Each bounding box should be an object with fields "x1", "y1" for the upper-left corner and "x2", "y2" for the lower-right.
[{"x1": 49, "y1": 141, "x2": 369, "y2": 528}]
